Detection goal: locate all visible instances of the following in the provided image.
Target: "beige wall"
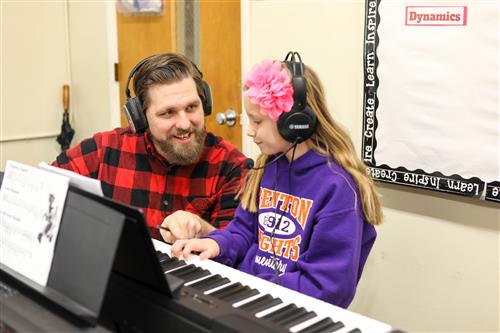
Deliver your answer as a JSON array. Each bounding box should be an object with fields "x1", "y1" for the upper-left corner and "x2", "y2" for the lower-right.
[
  {"x1": 1, "y1": 2, "x2": 69, "y2": 167},
  {"x1": 0, "y1": 1, "x2": 119, "y2": 169},
  {"x1": 67, "y1": 2, "x2": 120, "y2": 144},
  {"x1": 242, "y1": 1, "x2": 499, "y2": 332}
]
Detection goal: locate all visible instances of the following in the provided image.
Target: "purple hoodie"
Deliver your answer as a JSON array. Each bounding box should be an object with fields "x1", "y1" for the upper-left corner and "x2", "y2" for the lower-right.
[{"x1": 207, "y1": 150, "x2": 376, "y2": 308}]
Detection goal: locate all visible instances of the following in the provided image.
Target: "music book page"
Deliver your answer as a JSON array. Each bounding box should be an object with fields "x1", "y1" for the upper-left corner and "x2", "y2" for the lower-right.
[
  {"x1": 38, "y1": 162, "x2": 103, "y2": 197},
  {"x1": 0, "y1": 160, "x2": 69, "y2": 286}
]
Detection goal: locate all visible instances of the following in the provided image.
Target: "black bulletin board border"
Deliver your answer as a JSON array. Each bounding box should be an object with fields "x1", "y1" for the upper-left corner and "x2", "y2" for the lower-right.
[{"x1": 361, "y1": 0, "x2": 500, "y2": 203}]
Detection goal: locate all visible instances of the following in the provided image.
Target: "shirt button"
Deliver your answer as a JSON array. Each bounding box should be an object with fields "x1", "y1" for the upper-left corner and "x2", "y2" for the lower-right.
[{"x1": 162, "y1": 200, "x2": 169, "y2": 207}]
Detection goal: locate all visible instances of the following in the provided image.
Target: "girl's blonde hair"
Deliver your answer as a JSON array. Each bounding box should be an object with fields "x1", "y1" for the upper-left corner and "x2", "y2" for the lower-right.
[{"x1": 240, "y1": 65, "x2": 383, "y2": 225}]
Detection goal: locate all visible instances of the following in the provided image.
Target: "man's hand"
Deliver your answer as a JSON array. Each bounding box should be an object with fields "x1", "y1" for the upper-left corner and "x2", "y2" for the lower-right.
[{"x1": 160, "y1": 210, "x2": 216, "y2": 243}]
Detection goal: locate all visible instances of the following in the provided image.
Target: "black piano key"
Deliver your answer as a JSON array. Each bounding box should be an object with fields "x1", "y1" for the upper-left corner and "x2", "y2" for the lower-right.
[
  {"x1": 346, "y1": 330, "x2": 361, "y2": 333},
  {"x1": 239, "y1": 294, "x2": 283, "y2": 314},
  {"x1": 298, "y1": 317, "x2": 345, "y2": 333},
  {"x1": 160, "y1": 258, "x2": 186, "y2": 272},
  {"x1": 179, "y1": 268, "x2": 211, "y2": 283},
  {"x1": 189, "y1": 274, "x2": 230, "y2": 292},
  {"x1": 279, "y1": 308, "x2": 317, "y2": 329},
  {"x1": 208, "y1": 283, "x2": 244, "y2": 298},
  {"x1": 157, "y1": 253, "x2": 170, "y2": 263},
  {"x1": 210, "y1": 284, "x2": 247, "y2": 300},
  {"x1": 227, "y1": 288, "x2": 260, "y2": 303},
  {"x1": 273, "y1": 307, "x2": 307, "y2": 325},
  {"x1": 218, "y1": 286, "x2": 259, "y2": 303},
  {"x1": 169, "y1": 265, "x2": 198, "y2": 278},
  {"x1": 272, "y1": 306, "x2": 307, "y2": 324},
  {"x1": 325, "y1": 321, "x2": 345, "y2": 332},
  {"x1": 262, "y1": 303, "x2": 298, "y2": 322},
  {"x1": 169, "y1": 265, "x2": 208, "y2": 281},
  {"x1": 157, "y1": 253, "x2": 172, "y2": 261}
]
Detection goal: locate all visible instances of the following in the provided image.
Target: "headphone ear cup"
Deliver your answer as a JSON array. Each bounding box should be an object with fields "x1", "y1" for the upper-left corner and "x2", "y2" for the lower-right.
[
  {"x1": 124, "y1": 97, "x2": 148, "y2": 133},
  {"x1": 201, "y1": 81, "x2": 212, "y2": 116},
  {"x1": 303, "y1": 105, "x2": 317, "y2": 137},
  {"x1": 277, "y1": 105, "x2": 317, "y2": 143}
]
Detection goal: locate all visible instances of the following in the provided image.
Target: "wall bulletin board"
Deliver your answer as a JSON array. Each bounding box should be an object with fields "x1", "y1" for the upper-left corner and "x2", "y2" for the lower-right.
[{"x1": 362, "y1": 0, "x2": 499, "y2": 203}]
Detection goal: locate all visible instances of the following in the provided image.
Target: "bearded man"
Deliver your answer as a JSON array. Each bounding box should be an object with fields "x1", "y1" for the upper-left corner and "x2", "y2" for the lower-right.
[{"x1": 52, "y1": 53, "x2": 247, "y2": 242}]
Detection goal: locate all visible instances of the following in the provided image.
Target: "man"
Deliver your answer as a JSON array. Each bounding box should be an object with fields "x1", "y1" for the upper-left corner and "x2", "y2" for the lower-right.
[{"x1": 53, "y1": 53, "x2": 247, "y2": 242}]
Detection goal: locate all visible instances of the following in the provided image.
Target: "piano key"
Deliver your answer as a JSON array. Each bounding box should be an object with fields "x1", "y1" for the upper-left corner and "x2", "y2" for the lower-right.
[
  {"x1": 184, "y1": 273, "x2": 214, "y2": 286},
  {"x1": 208, "y1": 282, "x2": 244, "y2": 298},
  {"x1": 157, "y1": 254, "x2": 174, "y2": 264},
  {"x1": 152, "y1": 240, "x2": 394, "y2": 333},
  {"x1": 182, "y1": 269, "x2": 212, "y2": 283},
  {"x1": 280, "y1": 309, "x2": 317, "y2": 329},
  {"x1": 255, "y1": 301, "x2": 292, "y2": 318},
  {"x1": 160, "y1": 258, "x2": 185, "y2": 272},
  {"x1": 289, "y1": 316, "x2": 328, "y2": 333},
  {"x1": 203, "y1": 281, "x2": 237, "y2": 295},
  {"x1": 264, "y1": 304, "x2": 315, "y2": 328},
  {"x1": 232, "y1": 292, "x2": 270, "y2": 308},
  {"x1": 188, "y1": 274, "x2": 231, "y2": 292},
  {"x1": 169, "y1": 266, "x2": 211, "y2": 283},
  {"x1": 168, "y1": 264, "x2": 198, "y2": 277},
  {"x1": 156, "y1": 252, "x2": 170, "y2": 263},
  {"x1": 298, "y1": 317, "x2": 345, "y2": 333},
  {"x1": 237, "y1": 294, "x2": 283, "y2": 314},
  {"x1": 274, "y1": 307, "x2": 311, "y2": 327},
  {"x1": 211, "y1": 286, "x2": 259, "y2": 304},
  {"x1": 262, "y1": 303, "x2": 298, "y2": 322},
  {"x1": 216, "y1": 286, "x2": 259, "y2": 303}
]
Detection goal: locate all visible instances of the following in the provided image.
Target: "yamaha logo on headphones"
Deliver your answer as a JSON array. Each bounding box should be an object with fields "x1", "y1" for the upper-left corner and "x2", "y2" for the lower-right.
[{"x1": 289, "y1": 124, "x2": 310, "y2": 130}]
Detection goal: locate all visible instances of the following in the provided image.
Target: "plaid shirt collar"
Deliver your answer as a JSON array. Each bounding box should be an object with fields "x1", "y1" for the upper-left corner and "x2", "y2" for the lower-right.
[{"x1": 144, "y1": 131, "x2": 168, "y2": 164}]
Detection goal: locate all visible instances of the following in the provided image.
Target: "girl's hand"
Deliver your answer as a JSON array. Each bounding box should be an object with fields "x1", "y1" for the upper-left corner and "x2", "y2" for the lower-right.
[{"x1": 171, "y1": 238, "x2": 220, "y2": 261}]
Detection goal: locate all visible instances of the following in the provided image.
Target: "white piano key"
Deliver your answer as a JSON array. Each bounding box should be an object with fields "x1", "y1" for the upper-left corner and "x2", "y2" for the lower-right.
[
  {"x1": 153, "y1": 240, "x2": 393, "y2": 333},
  {"x1": 289, "y1": 316, "x2": 325, "y2": 333},
  {"x1": 164, "y1": 264, "x2": 187, "y2": 274},
  {"x1": 231, "y1": 292, "x2": 265, "y2": 308},
  {"x1": 184, "y1": 273, "x2": 215, "y2": 287},
  {"x1": 254, "y1": 301, "x2": 291, "y2": 318},
  {"x1": 204, "y1": 281, "x2": 237, "y2": 295}
]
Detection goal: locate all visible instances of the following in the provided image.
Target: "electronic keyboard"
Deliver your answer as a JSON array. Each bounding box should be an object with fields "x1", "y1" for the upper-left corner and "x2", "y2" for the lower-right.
[{"x1": 146, "y1": 239, "x2": 400, "y2": 333}]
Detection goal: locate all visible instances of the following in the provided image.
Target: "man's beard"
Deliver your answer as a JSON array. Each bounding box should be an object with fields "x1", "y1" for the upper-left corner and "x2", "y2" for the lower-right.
[{"x1": 150, "y1": 127, "x2": 206, "y2": 166}]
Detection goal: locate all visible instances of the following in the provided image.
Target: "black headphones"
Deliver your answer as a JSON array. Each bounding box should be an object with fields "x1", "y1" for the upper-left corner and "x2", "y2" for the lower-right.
[
  {"x1": 277, "y1": 51, "x2": 317, "y2": 143},
  {"x1": 123, "y1": 55, "x2": 213, "y2": 134}
]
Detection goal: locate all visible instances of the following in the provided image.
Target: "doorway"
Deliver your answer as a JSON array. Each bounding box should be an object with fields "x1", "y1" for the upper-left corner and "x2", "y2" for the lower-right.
[{"x1": 116, "y1": 1, "x2": 242, "y2": 150}]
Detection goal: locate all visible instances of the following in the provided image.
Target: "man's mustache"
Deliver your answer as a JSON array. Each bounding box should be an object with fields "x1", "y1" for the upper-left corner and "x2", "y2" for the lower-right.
[{"x1": 169, "y1": 128, "x2": 195, "y2": 138}]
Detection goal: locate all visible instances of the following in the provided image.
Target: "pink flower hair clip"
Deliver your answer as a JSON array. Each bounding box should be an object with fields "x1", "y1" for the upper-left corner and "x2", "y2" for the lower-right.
[{"x1": 243, "y1": 59, "x2": 294, "y2": 121}]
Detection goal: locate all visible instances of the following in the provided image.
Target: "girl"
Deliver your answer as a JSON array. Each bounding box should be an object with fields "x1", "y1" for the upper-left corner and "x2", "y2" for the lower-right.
[{"x1": 171, "y1": 54, "x2": 382, "y2": 308}]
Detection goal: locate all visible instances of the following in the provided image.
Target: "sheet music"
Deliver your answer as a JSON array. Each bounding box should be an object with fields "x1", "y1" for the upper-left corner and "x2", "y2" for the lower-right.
[
  {"x1": 0, "y1": 160, "x2": 69, "y2": 286},
  {"x1": 37, "y1": 162, "x2": 103, "y2": 197}
]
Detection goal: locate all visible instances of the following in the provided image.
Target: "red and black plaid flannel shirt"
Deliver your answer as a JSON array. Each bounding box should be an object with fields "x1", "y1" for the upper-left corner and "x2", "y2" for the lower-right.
[{"x1": 52, "y1": 127, "x2": 247, "y2": 239}]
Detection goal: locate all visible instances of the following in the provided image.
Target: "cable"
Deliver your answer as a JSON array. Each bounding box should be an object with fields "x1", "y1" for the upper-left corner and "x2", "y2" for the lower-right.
[
  {"x1": 270, "y1": 162, "x2": 281, "y2": 285},
  {"x1": 246, "y1": 139, "x2": 299, "y2": 170},
  {"x1": 269, "y1": 144, "x2": 297, "y2": 285}
]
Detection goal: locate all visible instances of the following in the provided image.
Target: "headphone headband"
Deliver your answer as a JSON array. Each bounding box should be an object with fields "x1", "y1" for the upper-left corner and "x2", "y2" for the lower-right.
[
  {"x1": 283, "y1": 51, "x2": 304, "y2": 75},
  {"x1": 277, "y1": 51, "x2": 317, "y2": 143},
  {"x1": 125, "y1": 55, "x2": 206, "y2": 100},
  {"x1": 125, "y1": 57, "x2": 151, "y2": 99}
]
